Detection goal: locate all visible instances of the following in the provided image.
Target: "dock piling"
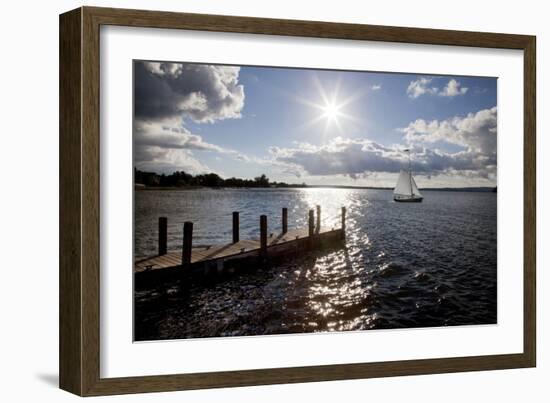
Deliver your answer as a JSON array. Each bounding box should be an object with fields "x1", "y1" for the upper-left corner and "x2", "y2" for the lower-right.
[
  {"x1": 316, "y1": 205, "x2": 321, "y2": 234},
  {"x1": 158, "y1": 216, "x2": 167, "y2": 256},
  {"x1": 341, "y1": 206, "x2": 346, "y2": 239},
  {"x1": 308, "y1": 209, "x2": 315, "y2": 237},
  {"x1": 282, "y1": 208, "x2": 288, "y2": 234},
  {"x1": 260, "y1": 215, "x2": 268, "y2": 259},
  {"x1": 182, "y1": 221, "x2": 193, "y2": 268},
  {"x1": 308, "y1": 209, "x2": 316, "y2": 249},
  {"x1": 232, "y1": 211, "x2": 239, "y2": 243}
]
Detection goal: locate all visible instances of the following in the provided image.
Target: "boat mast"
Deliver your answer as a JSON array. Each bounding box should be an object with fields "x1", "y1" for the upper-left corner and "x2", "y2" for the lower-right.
[{"x1": 405, "y1": 148, "x2": 412, "y2": 196}]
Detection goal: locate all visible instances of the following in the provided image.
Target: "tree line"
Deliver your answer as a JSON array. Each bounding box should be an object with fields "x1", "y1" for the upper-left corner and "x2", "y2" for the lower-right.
[{"x1": 134, "y1": 169, "x2": 306, "y2": 188}]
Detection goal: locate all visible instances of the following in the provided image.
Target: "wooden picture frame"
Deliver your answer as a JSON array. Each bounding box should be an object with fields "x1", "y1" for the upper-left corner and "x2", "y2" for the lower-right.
[{"x1": 59, "y1": 6, "x2": 536, "y2": 396}]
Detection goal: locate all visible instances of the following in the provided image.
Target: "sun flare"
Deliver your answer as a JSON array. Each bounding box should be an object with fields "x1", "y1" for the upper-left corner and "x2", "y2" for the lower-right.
[
  {"x1": 292, "y1": 76, "x2": 364, "y2": 137},
  {"x1": 322, "y1": 102, "x2": 342, "y2": 122}
]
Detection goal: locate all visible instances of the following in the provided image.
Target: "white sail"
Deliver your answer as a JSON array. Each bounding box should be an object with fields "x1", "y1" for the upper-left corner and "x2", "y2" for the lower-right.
[
  {"x1": 394, "y1": 170, "x2": 413, "y2": 196},
  {"x1": 410, "y1": 175, "x2": 423, "y2": 197},
  {"x1": 394, "y1": 150, "x2": 423, "y2": 202}
]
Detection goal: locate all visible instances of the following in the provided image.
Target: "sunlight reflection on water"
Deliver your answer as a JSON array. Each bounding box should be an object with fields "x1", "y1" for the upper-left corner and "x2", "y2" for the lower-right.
[{"x1": 298, "y1": 187, "x2": 356, "y2": 229}]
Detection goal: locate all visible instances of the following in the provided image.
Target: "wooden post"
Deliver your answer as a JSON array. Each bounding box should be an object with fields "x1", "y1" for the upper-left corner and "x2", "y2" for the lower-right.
[
  {"x1": 341, "y1": 206, "x2": 346, "y2": 239},
  {"x1": 282, "y1": 208, "x2": 288, "y2": 234},
  {"x1": 260, "y1": 215, "x2": 268, "y2": 259},
  {"x1": 308, "y1": 209, "x2": 315, "y2": 249},
  {"x1": 182, "y1": 222, "x2": 193, "y2": 268},
  {"x1": 158, "y1": 216, "x2": 167, "y2": 256},
  {"x1": 232, "y1": 211, "x2": 239, "y2": 243},
  {"x1": 316, "y1": 205, "x2": 321, "y2": 233},
  {"x1": 308, "y1": 209, "x2": 315, "y2": 237}
]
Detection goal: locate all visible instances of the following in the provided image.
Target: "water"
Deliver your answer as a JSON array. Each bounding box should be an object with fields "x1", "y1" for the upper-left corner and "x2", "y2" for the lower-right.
[{"x1": 134, "y1": 188, "x2": 497, "y2": 340}]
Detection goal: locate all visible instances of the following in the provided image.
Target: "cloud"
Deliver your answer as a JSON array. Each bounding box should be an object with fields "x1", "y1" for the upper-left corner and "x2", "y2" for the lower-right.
[
  {"x1": 134, "y1": 118, "x2": 252, "y2": 174},
  {"x1": 271, "y1": 138, "x2": 487, "y2": 177},
  {"x1": 269, "y1": 107, "x2": 497, "y2": 182},
  {"x1": 135, "y1": 61, "x2": 245, "y2": 124},
  {"x1": 133, "y1": 120, "x2": 216, "y2": 174},
  {"x1": 134, "y1": 120, "x2": 224, "y2": 152},
  {"x1": 134, "y1": 147, "x2": 211, "y2": 175},
  {"x1": 371, "y1": 84, "x2": 382, "y2": 91},
  {"x1": 406, "y1": 77, "x2": 468, "y2": 98},
  {"x1": 271, "y1": 138, "x2": 404, "y2": 177},
  {"x1": 133, "y1": 61, "x2": 248, "y2": 173},
  {"x1": 407, "y1": 78, "x2": 437, "y2": 98},
  {"x1": 400, "y1": 106, "x2": 496, "y2": 155},
  {"x1": 439, "y1": 79, "x2": 468, "y2": 97}
]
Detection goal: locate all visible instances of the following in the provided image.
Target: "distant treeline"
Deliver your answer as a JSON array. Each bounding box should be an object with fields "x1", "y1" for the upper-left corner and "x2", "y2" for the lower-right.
[
  {"x1": 419, "y1": 186, "x2": 497, "y2": 193},
  {"x1": 134, "y1": 169, "x2": 306, "y2": 188},
  {"x1": 135, "y1": 169, "x2": 497, "y2": 192}
]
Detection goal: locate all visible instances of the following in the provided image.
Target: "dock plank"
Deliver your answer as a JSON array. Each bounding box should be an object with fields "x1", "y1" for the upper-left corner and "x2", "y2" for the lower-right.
[{"x1": 134, "y1": 226, "x2": 341, "y2": 273}]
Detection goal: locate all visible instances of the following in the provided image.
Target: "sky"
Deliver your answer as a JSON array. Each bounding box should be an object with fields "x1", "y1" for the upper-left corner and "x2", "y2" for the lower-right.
[{"x1": 133, "y1": 60, "x2": 497, "y2": 188}]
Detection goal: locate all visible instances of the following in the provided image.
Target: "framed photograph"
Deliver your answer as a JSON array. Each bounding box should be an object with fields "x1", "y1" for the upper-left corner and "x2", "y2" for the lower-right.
[{"x1": 59, "y1": 6, "x2": 536, "y2": 396}]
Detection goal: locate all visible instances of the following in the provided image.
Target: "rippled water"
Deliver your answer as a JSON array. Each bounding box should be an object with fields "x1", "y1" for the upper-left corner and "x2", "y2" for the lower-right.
[{"x1": 134, "y1": 188, "x2": 497, "y2": 340}]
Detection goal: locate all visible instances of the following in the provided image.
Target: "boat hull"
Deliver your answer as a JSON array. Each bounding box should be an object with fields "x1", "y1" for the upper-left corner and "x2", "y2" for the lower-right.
[{"x1": 394, "y1": 196, "x2": 423, "y2": 203}]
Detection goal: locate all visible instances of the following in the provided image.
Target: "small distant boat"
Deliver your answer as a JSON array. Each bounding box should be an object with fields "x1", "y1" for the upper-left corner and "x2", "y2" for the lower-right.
[{"x1": 393, "y1": 149, "x2": 423, "y2": 203}]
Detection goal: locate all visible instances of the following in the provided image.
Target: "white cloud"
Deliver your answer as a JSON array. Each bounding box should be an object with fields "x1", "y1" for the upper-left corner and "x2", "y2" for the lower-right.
[
  {"x1": 133, "y1": 119, "x2": 253, "y2": 174},
  {"x1": 371, "y1": 84, "x2": 382, "y2": 91},
  {"x1": 270, "y1": 137, "x2": 486, "y2": 177},
  {"x1": 134, "y1": 147, "x2": 211, "y2": 175},
  {"x1": 134, "y1": 120, "x2": 225, "y2": 152},
  {"x1": 407, "y1": 78, "x2": 437, "y2": 98},
  {"x1": 133, "y1": 61, "x2": 248, "y2": 173},
  {"x1": 143, "y1": 62, "x2": 181, "y2": 77},
  {"x1": 268, "y1": 107, "x2": 497, "y2": 184},
  {"x1": 135, "y1": 61, "x2": 245, "y2": 124},
  {"x1": 133, "y1": 120, "x2": 217, "y2": 174},
  {"x1": 439, "y1": 79, "x2": 468, "y2": 97},
  {"x1": 407, "y1": 77, "x2": 468, "y2": 98},
  {"x1": 400, "y1": 106, "x2": 497, "y2": 155}
]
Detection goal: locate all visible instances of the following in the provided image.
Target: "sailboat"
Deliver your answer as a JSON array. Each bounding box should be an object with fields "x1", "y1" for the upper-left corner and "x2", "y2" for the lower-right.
[{"x1": 393, "y1": 149, "x2": 423, "y2": 202}]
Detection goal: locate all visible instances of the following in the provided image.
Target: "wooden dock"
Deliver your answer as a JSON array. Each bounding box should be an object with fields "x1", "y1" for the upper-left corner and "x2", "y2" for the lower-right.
[{"x1": 134, "y1": 206, "x2": 346, "y2": 281}]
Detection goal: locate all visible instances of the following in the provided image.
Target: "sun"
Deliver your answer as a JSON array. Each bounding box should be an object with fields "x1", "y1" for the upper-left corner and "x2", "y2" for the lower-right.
[
  {"x1": 291, "y1": 76, "x2": 363, "y2": 137},
  {"x1": 322, "y1": 101, "x2": 342, "y2": 122}
]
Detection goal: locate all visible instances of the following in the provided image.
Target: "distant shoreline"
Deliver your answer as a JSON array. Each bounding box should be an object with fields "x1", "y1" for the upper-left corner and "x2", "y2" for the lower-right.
[
  {"x1": 135, "y1": 184, "x2": 497, "y2": 193},
  {"x1": 134, "y1": 169, "x2": 496, "y2": 193}
]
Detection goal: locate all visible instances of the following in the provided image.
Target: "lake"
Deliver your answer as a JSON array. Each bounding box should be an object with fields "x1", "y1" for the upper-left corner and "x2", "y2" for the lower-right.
[{"x1": 134, "y1": 188, "x2": 497, "y2": 340}]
